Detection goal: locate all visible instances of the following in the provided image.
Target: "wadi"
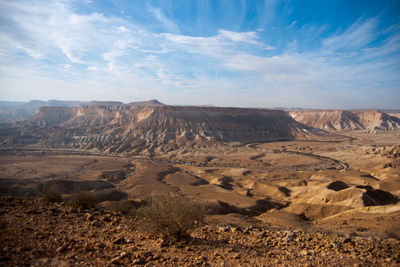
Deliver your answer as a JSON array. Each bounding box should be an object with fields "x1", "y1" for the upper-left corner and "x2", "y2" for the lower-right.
[{"x1": 0, "y1": 100, "x2": 399, "y2": 266}]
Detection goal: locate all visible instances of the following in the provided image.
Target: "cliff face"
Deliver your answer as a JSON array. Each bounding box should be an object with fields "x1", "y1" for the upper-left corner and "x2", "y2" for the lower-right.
[
  {"x1": 128, "y1": 106, "x2": 311, "y2": 141},
  {"x1": 353, "y1": 110, "x2": 400, "y2": 131},
  {"x1": 3, "y1": 105, "x2": 316, "y2": 154},
  {"x1": 29, "y1": 107, "x2": 76, "y2": 127},
  {"x1": 289, "y1": 110, "x2": 400, "y2": 131},
  {"x1": 0, "y1": 99, "x2": 165, "y2": 123}
]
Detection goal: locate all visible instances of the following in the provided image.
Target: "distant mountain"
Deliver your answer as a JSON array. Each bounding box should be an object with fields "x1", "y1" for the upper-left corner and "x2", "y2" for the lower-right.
[
  {"x1": 0, "y1": 100, "x2": 165, "y2": 123},
  {"x1": 289, "y1": 110, "x2": 400, "y2": 131},
  {"x1": 126, "y1": 99, "x2": 165, "y2": 107},
  {"x1": 0, "y1": 100, "x2": 86, "y2": 123}
]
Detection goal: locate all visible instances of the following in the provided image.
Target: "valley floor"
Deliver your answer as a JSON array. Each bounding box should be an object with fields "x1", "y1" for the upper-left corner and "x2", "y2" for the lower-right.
[{"x1": 0, "y1": 130, "x2": 399, "y2": 265}]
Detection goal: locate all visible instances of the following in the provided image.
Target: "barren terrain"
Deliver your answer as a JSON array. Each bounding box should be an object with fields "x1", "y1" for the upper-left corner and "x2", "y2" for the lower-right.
[
  {"x1": 1, "y1": 197, "x2": 399, "y2": 266},
  {"x1": 0, "y1": 104, "x2": 399, "y2": 265}
]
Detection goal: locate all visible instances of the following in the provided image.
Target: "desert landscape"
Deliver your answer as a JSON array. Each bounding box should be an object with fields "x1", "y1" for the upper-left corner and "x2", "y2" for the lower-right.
[
  {"x1": 0, "y1": 101, "x2": 399, "y2": 266},
  {"x1": 1, "y1": 0, "x2": 400, "y2": 266}
]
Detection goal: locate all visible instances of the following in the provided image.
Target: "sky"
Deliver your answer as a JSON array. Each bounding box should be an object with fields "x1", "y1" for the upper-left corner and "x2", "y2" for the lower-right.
[{"x1": 0, "y1": 0, "x2": 399, "y2": 109}]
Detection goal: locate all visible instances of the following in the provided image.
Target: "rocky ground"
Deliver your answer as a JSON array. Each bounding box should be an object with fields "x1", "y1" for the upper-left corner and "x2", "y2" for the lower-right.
[{"x1": 0, "y1": 197, "x2": 399, "y2": 266}]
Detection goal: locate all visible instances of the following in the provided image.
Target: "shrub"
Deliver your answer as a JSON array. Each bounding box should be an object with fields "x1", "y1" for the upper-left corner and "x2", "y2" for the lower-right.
[
  {"x1": 384, "y1": 226, "x2": 400, "y2": 240},
  {"x1": 108, "y1": 199, "x2": 138, "y2": 216},
  {"x1": 41, "y1": 189, "x2": 62, "y2": 203},
  {"x1": 134, "y1": 193, "x2": 204, "y2": 241},
  {"x1": 69, "y1": 191, "x2": 98, "y2": 209}
]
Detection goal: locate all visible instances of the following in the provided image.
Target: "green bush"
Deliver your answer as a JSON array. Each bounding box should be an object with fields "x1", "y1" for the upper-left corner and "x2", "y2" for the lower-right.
[
  {"x1": 69, "y1": 191, "x2": 98, "y2": 209},
  {"x1": 41, "y1": 189, "x2": 62, "y2": 203},
  {"x1": 134, "y1": 193, "x2": 204, "y2": 241}
]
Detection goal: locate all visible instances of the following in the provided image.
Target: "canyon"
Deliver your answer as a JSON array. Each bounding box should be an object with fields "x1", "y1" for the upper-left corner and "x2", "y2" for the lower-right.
[{"x1": 1, "y1": 100, "x2": 399, "y2": 265}]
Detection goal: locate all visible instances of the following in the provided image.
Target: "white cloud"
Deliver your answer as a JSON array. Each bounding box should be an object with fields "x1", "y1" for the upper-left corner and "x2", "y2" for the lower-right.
[
  {"x1": 148, "y1": 6, "x2": 180, "y2": 34},
  {"x1": 160, "y1": 29, "x2": 274, "y2": 59},
  {"x1": 116, "y1": 26, "x2": 129, "y2": 33},
  {"x1": 323, "y1": 18, "x2": 378, "y2": 51},
  {"x1": 218, "y1": 29, "x2": 260, "y2": 44},
  {"x1": 87, "y1": 65, "x2": 98, "y2": 71},
  {"x1": 0, "y1": 0, "x2": 399, "y2": 108},
  {"x1": 16, "y1": 44, "x2": 44, "y2": 59}
]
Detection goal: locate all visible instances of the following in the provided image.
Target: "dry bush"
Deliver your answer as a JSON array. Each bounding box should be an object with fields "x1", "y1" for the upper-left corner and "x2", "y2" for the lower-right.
[
  {"x1": 385, "y1": 226, "x2": 400, "y2": 240},
  {"x1": 108, "y1": 199, "x2": 138, "y2": 216},
  {"x1": 69, "y1": 191, "x2": 98, "y2": 209},
  {"x1": 134, "y1": 193, "x2": 204, "y2": 241},
  {"x1": 41, "y1": 189, "x2": 62, "y2": 203}
]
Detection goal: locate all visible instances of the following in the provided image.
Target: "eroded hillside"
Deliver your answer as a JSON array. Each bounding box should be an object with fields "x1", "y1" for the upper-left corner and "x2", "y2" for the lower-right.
[
  {"x1": 289, "y1": 110, "x2": 400, "y2": 132},
  {"x1": 1, "y1": 105, "x2": 323, "y2": 155}
]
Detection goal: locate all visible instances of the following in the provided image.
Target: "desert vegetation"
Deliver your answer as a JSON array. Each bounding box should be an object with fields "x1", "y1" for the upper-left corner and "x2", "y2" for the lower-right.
[
  {"x1": 68, "y1": 191, "x2": 98, "y2": 209},
  {"x1": 41, "y1": 189, "x2": 62, "y2": 203},
  {"x1": 1, "y1": 104, "x2": 400, "y2": 265},
  {"x1": 134, "y1": 193, "x2": 204, "y2": 241}
]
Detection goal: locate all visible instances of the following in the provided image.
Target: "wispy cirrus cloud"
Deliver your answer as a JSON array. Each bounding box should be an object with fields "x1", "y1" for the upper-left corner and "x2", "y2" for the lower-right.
[
  {"x1": 148, "y1": 6, "x2": 180, "y2": 34},
  {"x1": 0, "y1": 0, "x2": 399, "y2": 109},
  {"x1": 323, "y1": 18, "x2": 378, "y2": 51}
]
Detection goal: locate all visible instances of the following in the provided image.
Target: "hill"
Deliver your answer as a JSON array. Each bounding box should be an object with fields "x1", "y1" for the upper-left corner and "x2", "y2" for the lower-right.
[
  {"x1": 0, "y1": 99, "x2": 165, "y2": 123},
  {"x1": 1, "y1": 105, "x2": 320, "y2": 155},
  {"x1": 289, "y1": 110, "x2": 400, "y2": 132}
]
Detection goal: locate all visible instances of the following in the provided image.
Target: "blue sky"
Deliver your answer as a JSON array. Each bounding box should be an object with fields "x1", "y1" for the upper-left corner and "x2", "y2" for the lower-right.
[{"x1": 0, "y1": 0, "x2": 399, "y2": 108}]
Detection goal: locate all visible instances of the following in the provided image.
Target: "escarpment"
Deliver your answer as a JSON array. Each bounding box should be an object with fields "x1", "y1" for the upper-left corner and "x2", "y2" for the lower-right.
[{"x1": 1, "y1": 104, "x2": 318, "y2": 154}]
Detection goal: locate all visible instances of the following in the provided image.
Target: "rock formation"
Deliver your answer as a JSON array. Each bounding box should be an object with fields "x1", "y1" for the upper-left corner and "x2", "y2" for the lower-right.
[
  {"x1": 289, "y1": 110, "x2": 400, "y2": 131},
  {"x1": 1, "y1": 104, "x2": 318, "y2": 155}
]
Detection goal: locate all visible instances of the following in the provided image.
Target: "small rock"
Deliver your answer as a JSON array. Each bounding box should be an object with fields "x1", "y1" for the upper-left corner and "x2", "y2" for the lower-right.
[
  {"x1": 113, "y1": 237, "x2": 126, "y2": 245},
  {"x1": 0, "y1": 256, "x2": 11, "y2": 262},
  {"x1": 103, "y1": 215, "x2": 112, "y2": 222},
  {"x1": 95, "y1": 242, "x2": 106, "y2": 249},
  {"x1": 231, "y1": 226, "x2": 242, "y2": 233},
  {"x1": 132, "y1": 258, "x2": 146, "y2": 265},
  {"x1": 344, "y1": 236, "x2": 352, "y2": 243},
  {"x1": 285, "y1": 231, "x2": 297, "y2": 242},
  {"x1": 49, "y1": 208, "x2": 59, "y2": 215},
  {"x1": 218, "y1": 226, "x2": 229, "y2": 232},
  {"x1": 56, "y1": 246, "x2": 66, "y2": 253},
  {"x1": 213, "y1": 251, "x2": 220, "y2": 257},
  {"x1": 110, "y1": 257, "x2": 120, "y2": 265},
  {"x1": 120, "y1": 251, "x2": 129, "y2": 258},
  {"x1": 85, "y1": 213, "x2": 93, "y2": 221},
  {"x1": 26, "y1": 209, "x2": 40, "y2": 215},
  {"x1": 300, "y1": 250, "x2": 309, "y2": 256}
]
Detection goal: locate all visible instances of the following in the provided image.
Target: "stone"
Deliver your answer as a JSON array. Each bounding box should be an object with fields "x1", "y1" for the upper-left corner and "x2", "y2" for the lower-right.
[
  {"x1": 218, "y1": 226, "x2": 229, "y2": 232},
  {"x1": 103, "y1": 215, "x2": 112, "y2": 222},
  {"x1": 55, "y1": 245, "x2": 67, "y2": 254},
  {"x1": 132, "y1": 258, "x2": 146, "y2": 265},
  {"x1": 300, "y1": 250, "x2": 309, "y2": 256},
  {"x1": 0, "y1": 256, "x2": 11, "y2": 262},
  {"x1": 120, "y1": 251, "x2": 129, "y2": 258},
  {"x1": 285, "y1": 231, "x2": 297, "y2": 242},
  {"x1": 110, "y1": 257, "x2": 121, "y2": 265},
  {"x1": 85, "y1": 213, "x2": 93, "y2": 221},
  {"x1": 113, "y1": 237, "x2": 126, "y2": 245}
]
